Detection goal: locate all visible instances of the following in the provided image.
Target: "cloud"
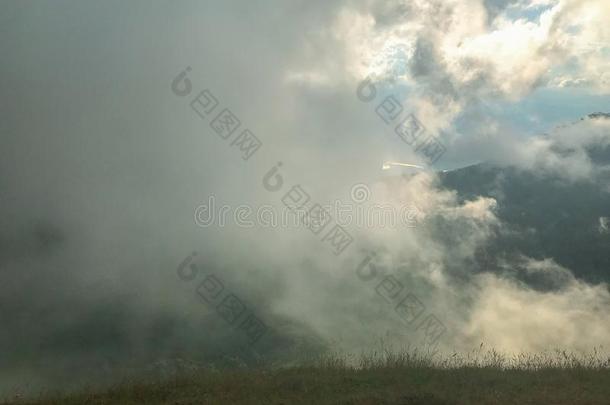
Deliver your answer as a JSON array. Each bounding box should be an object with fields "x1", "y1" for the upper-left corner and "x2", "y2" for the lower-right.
[
  {"x1": 313, "y1": 0, "x2": 610, "y2": 136},
  {"x1": 1, "y1": 0, "x2": 609, "y2": 397},
  {"x1": 463, "y1": 270, "x2": 610, "y2": 353},
  {"x1": 506, "y1": 113, "x2": 610, "y2": 181}
]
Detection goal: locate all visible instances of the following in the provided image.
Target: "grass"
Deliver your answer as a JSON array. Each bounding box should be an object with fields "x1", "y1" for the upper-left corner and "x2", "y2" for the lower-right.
[{"x1": 5, "y1": 348, "x2": 610, "y2": 404}]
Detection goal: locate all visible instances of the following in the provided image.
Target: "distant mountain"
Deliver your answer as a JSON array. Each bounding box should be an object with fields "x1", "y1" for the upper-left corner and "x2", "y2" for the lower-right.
[
  {"x1": 588, "y1": 112, "x2": 610, "y2": 120},
  {"x1": 439, "y1": 114, "x2": 610, "y2": 285}
]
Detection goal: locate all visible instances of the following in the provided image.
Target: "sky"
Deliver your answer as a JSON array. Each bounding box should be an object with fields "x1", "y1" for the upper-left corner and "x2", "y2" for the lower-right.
[{"x1": 1, "y1": 0, "x2": 609, "y2": 396}]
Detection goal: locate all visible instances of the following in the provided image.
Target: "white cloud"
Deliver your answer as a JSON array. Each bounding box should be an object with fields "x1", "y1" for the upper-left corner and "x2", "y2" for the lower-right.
[{"x1": 463, "y1": 271, "x2": 610, "y2": 353}]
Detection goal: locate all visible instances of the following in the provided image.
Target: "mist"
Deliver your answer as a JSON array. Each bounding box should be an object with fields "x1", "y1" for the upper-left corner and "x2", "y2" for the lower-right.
[{"x1": 1, "y1": 0, "x2": 609, "y2": 397}]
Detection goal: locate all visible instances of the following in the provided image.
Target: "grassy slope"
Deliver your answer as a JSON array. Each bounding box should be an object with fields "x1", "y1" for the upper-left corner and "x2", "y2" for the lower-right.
[{"x1": 7, "y1": 361, "x2": 610, "y2": 405}]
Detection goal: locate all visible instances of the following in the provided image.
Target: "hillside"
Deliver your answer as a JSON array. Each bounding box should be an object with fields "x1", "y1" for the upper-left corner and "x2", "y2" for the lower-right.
[{"x1": 7, "y1": 351, "x2": 610, "y2": 405}]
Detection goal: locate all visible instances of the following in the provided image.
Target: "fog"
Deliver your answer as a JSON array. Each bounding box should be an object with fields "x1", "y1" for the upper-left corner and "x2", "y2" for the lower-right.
[{"x1": 1, "y1": 0, "x2": 609, "y2": 396}]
